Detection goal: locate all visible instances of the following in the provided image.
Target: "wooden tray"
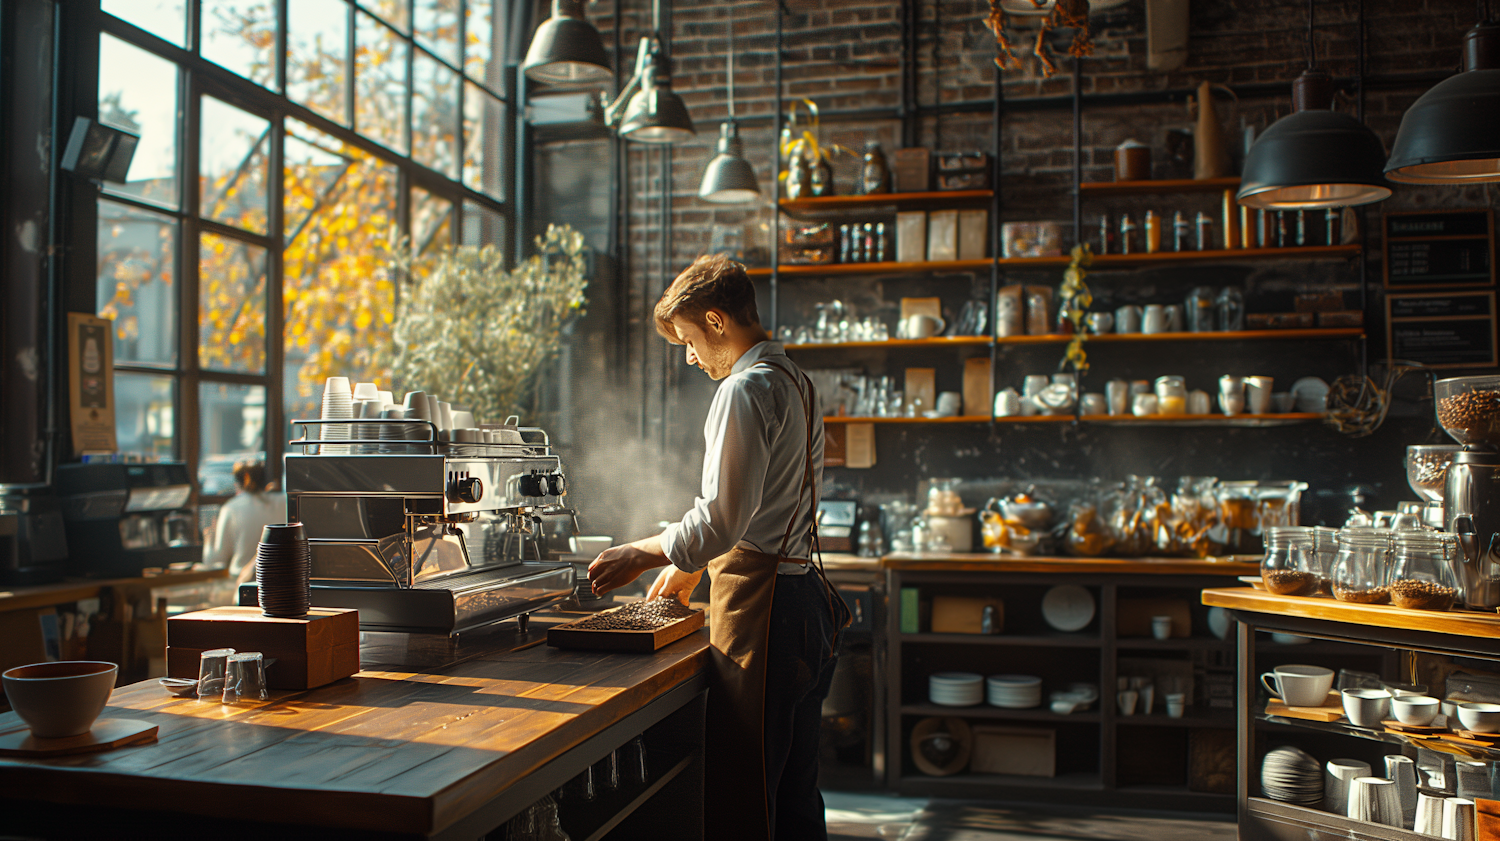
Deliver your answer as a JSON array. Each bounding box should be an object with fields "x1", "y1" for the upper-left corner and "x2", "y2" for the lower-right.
[
  {"x1": 0, "y1": 718, "x2": 158, "y2": 758},
  {"x1": 1265, "y1": 691, "x2": 1345, "y2": 722},
  {"x1": 1383, "y1": 719, "x2": 1446, "y2": 735},
  {"x1": 546, "y1": 609, "x2": 705, "y2": 652}
]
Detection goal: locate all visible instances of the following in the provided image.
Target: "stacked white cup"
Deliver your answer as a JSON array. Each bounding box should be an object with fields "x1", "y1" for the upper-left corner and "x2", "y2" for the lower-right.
[{"x1": 320, "y1": 377, "x2": 353, "y2": 454}]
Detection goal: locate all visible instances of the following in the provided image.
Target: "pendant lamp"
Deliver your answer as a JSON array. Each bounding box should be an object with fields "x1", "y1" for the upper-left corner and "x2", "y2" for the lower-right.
[
  {"x1": 522, "y1": 0, "x2": 612, "y2": 86},
  {"x1": 699, "y1": 14, "x2": 760, "y2": 202},
  {"x1": 1237, "y1": 1, "x2": 1391, "y2": 209},
  {"x1": 1385, "y1": 19, "x2": 1500, "y2": 184},
  {"x1": 600, "y1": 0, "x2": 695, "y2": 145}
]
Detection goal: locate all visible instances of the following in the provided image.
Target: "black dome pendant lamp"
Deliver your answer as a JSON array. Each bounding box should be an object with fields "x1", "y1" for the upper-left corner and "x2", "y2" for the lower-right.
[
  {"x1": 1385, "y1": 11, "x2": 1500, "y2": 184},
  {"x1": 1236, "y1": 0, "x2": 1391, "y2": 209}
]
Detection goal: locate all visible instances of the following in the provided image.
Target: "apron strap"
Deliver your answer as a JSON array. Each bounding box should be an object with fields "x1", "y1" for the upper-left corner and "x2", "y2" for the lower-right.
[{"x1": 755, "y1": 359, "x2": 818, "y2": 560}]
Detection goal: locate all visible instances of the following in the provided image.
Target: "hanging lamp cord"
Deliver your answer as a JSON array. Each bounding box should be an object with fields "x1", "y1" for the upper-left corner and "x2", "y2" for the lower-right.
[
  {"x1": 728, "y1": 8, "x2": 736, "y2": 119},
  {"x1": 1306, "y1": 0, "x2": 1317, "y2": 69}
]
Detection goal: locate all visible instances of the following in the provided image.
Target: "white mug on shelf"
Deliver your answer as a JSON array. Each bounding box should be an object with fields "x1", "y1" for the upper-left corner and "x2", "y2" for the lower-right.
[
  {"x1": 1260, "y1": 664, "x2": 1334, "y2": 708},
  {"x1": 901, "y1": 314, "x2": 945, "y2": 339}
]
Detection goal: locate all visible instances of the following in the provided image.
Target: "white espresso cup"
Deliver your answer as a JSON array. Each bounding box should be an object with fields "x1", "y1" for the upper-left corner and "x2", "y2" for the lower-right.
[
  {"x1": 1261, "y1": 664, "x2": 1335, "y2": 708},
  {"x1": 902, "y1": 314, "x2": 946, "y2": 339},
  {"x1": 935, "y1": 391, "x2": 963, "y2": 417},
  {"x1": 1341, "y1": 687, "x2": 1391, "y2": 728}
]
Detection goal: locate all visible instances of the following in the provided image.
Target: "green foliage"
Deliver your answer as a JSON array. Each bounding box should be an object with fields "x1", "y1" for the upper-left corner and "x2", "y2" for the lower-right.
[{"x1": 384, "y1": 224, "x2": 589, "y2": 424}]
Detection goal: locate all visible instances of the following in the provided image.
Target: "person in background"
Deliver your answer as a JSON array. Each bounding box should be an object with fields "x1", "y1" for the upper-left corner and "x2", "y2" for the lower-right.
[{"x1": 202, "y1": 460, "x2": 286, "y2": 598}]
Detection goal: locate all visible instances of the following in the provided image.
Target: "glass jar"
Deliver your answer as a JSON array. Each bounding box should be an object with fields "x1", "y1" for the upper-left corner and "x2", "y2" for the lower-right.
[
  {"x1": 1216, "y1": 481, "x2": 1261, "y2": 553},
  {"x1": 1332, "y1": 528, "x2": 1393, "y2": 604},
  {"x1": 1186, "y1": 287, "x2": 1216, "y2": 332},
  {"x1": 1389, "y1": 530, "x2": 1460, "y2": 610},
  {"x1": 1155, "y1": 376, "x2": 1187, "y2": 416},
  {"x1": 1257, "y1": 481, "x2": 1308, "y2": 530},
  {"x1": 1261, "y1": 526, "x2": 1319, "y2": 596},
  {"x1": 1311, "y1": 526, "x2": 1339, "y2": 593}
]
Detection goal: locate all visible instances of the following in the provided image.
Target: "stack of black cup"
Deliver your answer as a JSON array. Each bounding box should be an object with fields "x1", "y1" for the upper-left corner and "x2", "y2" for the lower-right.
[{"x1": 256, "y1": 523, "x2": 311, "y2": 618}]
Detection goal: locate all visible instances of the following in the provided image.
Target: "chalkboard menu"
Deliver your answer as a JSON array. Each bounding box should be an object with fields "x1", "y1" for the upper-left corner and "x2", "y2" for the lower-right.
[
  {"x1": 1386, "y1": 290, "x2": 1498, "y2": 368},
  {"x1": 1383, "y1": 208, "x2": 1495, "y2": 288}
]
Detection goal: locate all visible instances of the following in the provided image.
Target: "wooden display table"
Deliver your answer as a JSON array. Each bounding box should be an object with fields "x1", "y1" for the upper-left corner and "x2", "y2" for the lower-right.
[
  {"x1": 884, "y1": 553, "x2": 1260, "y2": 575},
  {"x1": 0, "y1": 615, "x2": 712, "y2": 840}
]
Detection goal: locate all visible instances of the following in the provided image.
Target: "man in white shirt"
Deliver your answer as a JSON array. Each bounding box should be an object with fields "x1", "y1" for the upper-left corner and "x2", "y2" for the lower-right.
[{"x1": 589, "y1": 254, "x2": 842, "y2": 840}]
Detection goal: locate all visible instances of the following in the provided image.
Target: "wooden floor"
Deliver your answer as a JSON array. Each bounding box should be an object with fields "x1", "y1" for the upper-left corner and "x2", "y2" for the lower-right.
[{"x1": 824, "y1": 791, "x2": 1238, "y2": 841}]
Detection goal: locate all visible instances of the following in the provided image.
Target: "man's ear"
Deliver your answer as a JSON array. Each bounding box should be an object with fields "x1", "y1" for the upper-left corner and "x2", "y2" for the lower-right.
[{"x1": 705, "y1": 309, "x2": 725, "y2": 334}]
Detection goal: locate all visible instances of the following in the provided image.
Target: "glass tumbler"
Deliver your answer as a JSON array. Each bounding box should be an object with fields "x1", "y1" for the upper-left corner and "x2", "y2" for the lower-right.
[
  {"x1": 1155, "y1": 376, "x2": 1187, "y2": 416},
  {"x1": 1389, "y1": 530, "x2": 1460, "y2": 610},
  {"x1": 197, "y1": 647, "x2": 236, "y2": 699},
  {"x1": 1332, "y1": 528, "x2": 1394, "y2": 604},
  {"x1": 222, "y1": 651, "x2": 268, "y2": 703},
  {"x1": 1261, "y1": 526, "x2": 1319, "y2": 596}
]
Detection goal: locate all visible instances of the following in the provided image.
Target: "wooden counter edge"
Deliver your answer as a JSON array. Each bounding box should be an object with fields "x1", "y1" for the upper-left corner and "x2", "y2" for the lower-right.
[
  {"x1": 884, "y1": 553, "x2": 1260, "y2": 575},
  {"x1": 0, "y1": 568, "x2": 228, "y2": 613},
  {"x1": 1202, "y1": 586, "x2": 1500, "y2": 638}
]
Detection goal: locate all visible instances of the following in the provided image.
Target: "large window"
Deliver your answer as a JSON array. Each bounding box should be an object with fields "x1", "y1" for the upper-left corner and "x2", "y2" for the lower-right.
[{"x1": 98, "y1": 0, "x2": 513, "y2": 495}]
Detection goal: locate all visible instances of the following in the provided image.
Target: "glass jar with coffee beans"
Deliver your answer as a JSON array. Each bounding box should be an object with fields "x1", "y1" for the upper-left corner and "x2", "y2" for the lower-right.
[
  {"x1": 1261, "y1": 526, "x2": 1319, "y2": 596},
  {"x1": 1331, "y1": 528, "x2": 1394, "y2": 604},
  {"x1": 1389, "y1": 530, "x2": 1459, "y2": 611}
]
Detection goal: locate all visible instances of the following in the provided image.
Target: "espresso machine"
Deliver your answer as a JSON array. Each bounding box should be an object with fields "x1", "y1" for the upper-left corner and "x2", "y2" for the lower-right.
[
  {"x1": 1436, "y1": 376, "x2": 1500, "y2": 610},
  {"x1": 250, "y1": 419, "x2": 576, "y2": 634},
  {"x1": 53, "y1": 462, "x2": 200, "y2": 577}
]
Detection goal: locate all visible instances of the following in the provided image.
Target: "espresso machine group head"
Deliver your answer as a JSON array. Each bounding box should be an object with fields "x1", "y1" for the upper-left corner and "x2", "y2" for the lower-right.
[
  {"x1": 258, "y1": 418, "x2": 577, "y2": 634},
  {"x1": 1436, "y1": 376, "x2": 1500, "y2": 610}
]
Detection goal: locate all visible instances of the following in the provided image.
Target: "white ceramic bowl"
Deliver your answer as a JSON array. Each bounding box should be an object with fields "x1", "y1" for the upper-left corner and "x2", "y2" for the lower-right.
[
  {"x1": 570, "y1": 535, "x2": 613, "y2": 557},
  {"x1": 1392, "y1": 694, "x2": 1441, "y2": 727},
  {"x1": 2, "y1": 661, "x2": 117, "y2": 738},
  {"x1": 1458, "y1": 702, "x2": 1500, "y2": 733}
]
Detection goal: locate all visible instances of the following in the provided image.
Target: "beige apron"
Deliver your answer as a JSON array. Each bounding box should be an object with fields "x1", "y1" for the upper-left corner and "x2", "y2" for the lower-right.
[{"x1": 702, "y1": 360, "x2": 849, "y2": 840}]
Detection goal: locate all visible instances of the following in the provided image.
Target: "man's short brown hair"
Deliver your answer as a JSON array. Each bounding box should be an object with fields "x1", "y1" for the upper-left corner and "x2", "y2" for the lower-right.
[{"x1": 653, "y1": 254, "x2": 761, "y2": 344}]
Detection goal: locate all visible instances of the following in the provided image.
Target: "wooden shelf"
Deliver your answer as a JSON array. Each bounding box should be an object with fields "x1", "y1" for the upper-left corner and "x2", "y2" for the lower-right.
[
  {"x1": 778, "y1": 189, "x2": 993, "y2": 214},
  {"x1": 786, "y1": 328, "x2": 1363, "y2": 351},
  {"x1": 746, "y1": 245, "x2": 1359, "y2": 278},
  {"x1": 1203, "y1": 586, "x2": 1500, "y2": 640},
  {"x1": 883, "y1": 554, "x2": 1259, "y2": 575},
  {"x1": 747, "y1": 259, "x2": 996, "y2": 278},
  {"x1": 822, "y1": 413, "x2": 1324, "y2": 427},
  {"x1": 900, "y1": 632, "x2": 1103, "y2": 647},
  {"x1": 901, "y1": 703, "x2": 1102, "y2": 723},
  {"x1": 1092, "y1": 244, "x2": 1360, "y2": 265},
  {"x1": 1078, "y1": 176, "x2": 1241, "y2": 196},
  {"x1": 823, "y1": 415, "x2": 998, "y2": 424},
  {"x1": 786, "y1": 336, "x2": 992, "y2": 350}
]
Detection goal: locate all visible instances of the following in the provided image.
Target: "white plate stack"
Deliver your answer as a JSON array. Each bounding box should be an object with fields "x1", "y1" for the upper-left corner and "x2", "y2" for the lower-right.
[
  {"x1": 987, "y1": 674, "x2": 1043, "y2": 708},
  {"x1": 929, "y1": 672, "x2": 984, "y2": 706},
  {"x1": 1261, "y1": 746, "x2": 1324, "y2": 806}
]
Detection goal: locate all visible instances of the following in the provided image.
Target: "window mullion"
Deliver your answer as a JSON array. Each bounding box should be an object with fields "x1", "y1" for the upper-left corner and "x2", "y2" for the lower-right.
[
  {"x1": 182, "y1": 71, "x2": 203, "y2": 474},
  {"x1": 267, "y1": 113, "x2": 287, "y2": 478}
]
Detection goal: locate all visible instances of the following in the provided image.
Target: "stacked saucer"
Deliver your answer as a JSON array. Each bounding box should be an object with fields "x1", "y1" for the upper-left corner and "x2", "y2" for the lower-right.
[
  {"x1": 987, "y1": 674, "x2": 1043, "y2": 708},
  {"x1": 1261, "y1": 745, "x2": 1324, "y2": 806},
  {"x1": 256, "y1": 523, "x2": 311, "y2": 618},
  {"x1": 929, "y1": 672, "x2": 984, "y2": 706}
]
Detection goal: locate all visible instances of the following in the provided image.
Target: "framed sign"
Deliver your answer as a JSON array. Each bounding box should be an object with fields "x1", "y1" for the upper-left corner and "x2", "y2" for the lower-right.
[
  {"x1": 1383, "y1": 208, "x2": 1494, "y2": 289},
  {"x1": 1386, "y1": 290, "x2": 1499, "y2": 369},
  {"x1": 67, "y1": 312, "x2": 118, "y2": 456}
]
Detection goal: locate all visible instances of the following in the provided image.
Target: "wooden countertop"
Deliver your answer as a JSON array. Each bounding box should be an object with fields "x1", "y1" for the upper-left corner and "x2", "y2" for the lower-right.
[
  {"x1": 884, "y1": 553, "x2": 1260, "y2": 575},
  {"x1": 0, "y1": 619, "x2": 712, "y2": 838},
  {"x1": 1203, "y1": 586, "x2": 1500, "y2": 639},
  {"x1": 0, "y1": 567, "x2": 227, "y2": 612}
]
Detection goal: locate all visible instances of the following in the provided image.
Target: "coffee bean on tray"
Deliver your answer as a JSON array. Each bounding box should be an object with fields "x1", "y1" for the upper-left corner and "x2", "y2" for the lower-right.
[
  {"x1": 569, "y1": 598, "x2": 696, "y2": 632},
  {"x1": 1438, "y1": 390, "x2": 1500, "y2": 434}
]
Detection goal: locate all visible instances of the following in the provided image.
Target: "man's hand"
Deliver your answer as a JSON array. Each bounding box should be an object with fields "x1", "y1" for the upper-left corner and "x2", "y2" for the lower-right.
[
  {"x1": 646, "y1": 565, "x2": 703, "y2": 606},
  {"x1": 587, "y1": 535, "x2": 669, "y2": 596}
]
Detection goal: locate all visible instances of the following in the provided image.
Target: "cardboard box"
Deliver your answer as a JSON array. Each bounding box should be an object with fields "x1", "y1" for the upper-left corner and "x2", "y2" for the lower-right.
[
  {"x1": 896, "y1": 212, "x2": 927, "y2": 263},
  {"x1": 970, "y1": 725, "x2": 1055, "y2": 776},
  {"x1": 958, "y1": 209, "x2": 989, "y2": 260},
  {"x1": 927, "y1": 210, "x2": 959, "y2": 262},
  {"x1": 167, "y1": 606, "x2": 360, "y2": 690},
  {"x1": 904, "y1": 368, "x2": 936, "y2": 417},
  {"x1": 963, "y1": 357, "x2": 993, "y2": 418},
  {"x1": 930, "y1": 596, "x2": 1003, "y2": 634},
  {"x1": 893, "y1": 147, "x2": 931, "y2": 193}
]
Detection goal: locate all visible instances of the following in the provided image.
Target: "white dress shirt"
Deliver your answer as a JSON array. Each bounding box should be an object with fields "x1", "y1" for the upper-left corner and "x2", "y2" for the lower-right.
[
  {"x1": 662, "y1": 341, "x2": 824, "y2": 575},
  {"x1": 203, "y1": 490, "x2": 287, "y2": 580}
]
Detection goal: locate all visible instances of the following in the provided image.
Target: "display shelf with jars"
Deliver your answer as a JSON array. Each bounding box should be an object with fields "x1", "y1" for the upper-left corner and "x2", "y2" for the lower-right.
[
  {"x1": 1078, "y1": 177, "x2": 1243, "y2": 196},
  {"x1": 779, "y1": 189, "x2": 995, "y2": 214}
]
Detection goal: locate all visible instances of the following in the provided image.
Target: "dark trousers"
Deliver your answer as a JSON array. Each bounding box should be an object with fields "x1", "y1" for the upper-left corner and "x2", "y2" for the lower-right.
[{"x1": 763, "y1": 571, "x2": 839, "y2": 841}]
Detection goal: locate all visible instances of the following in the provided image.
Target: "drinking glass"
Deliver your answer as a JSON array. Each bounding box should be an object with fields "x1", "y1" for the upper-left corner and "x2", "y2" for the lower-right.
[
  {"x1": 222, "y1": 651, "x2": 268, "y2": 703},
  {"x1": 197, "y1": 648, "x2": 236, "y2": 699}
]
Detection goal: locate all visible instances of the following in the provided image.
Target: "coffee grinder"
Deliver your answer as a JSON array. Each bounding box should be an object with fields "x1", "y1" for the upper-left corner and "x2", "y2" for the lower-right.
[{"x1": 1436, "y1": 376, "x2": 1500, "y2": 610}]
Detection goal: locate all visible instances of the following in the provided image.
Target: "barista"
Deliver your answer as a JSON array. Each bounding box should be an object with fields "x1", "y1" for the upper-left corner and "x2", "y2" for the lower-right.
[
  {"x1": 588, "y1": 254, "x2": 846, "y2": 840},
  {"x1": 202, "y1": 460, "x2": 286, "y2": 599}
]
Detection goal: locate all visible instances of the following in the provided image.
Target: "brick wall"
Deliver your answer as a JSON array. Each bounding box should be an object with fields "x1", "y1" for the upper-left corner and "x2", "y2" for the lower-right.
[{"x1": 538, "y1": 0, "x2": 1498, "y2": 538}]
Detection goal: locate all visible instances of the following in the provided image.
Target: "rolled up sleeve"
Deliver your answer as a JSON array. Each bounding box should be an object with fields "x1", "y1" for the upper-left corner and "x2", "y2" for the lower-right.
[{"x1": 661, "y1": 380, "x2": 773, "y2": 571}]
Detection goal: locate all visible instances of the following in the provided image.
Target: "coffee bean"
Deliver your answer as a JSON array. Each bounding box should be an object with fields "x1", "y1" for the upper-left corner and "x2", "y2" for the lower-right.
[
  {"x1": 1390, "y1": 579, "x2": 1456, "y2": 611},
  {"x1": 1332, "y1": 584, "x2": 1390, "y2": 605},
  {"x1": 568, "y1": 598, "x2": 696, "y2": 632},
  {"x1": 1438, "y1": 390, "x2": 1500, "y2": 436},
  {"x1": 1264, "y1": 569, "x2": 1320, "y2": 597}
]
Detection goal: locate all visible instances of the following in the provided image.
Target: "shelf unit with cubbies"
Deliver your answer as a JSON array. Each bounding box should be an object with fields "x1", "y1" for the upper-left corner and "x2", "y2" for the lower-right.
[
  {"x1": 882, "y1": 557, "x2": 1257, "y2": 811},
  {"x1": 1200, "y1": 587, "x2": 1492, "y2": 841}
]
